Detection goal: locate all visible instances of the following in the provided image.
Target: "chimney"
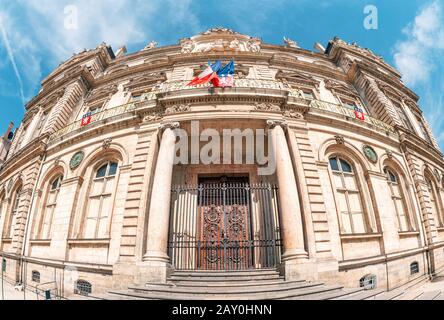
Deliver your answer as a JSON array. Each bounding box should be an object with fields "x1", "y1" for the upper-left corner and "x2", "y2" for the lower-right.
[{"x1": 3, "y1": 122, "x2": 14, "y2": 140}]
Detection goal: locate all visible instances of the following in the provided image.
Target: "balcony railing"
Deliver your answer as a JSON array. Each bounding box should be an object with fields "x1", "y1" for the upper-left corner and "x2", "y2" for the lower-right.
[
  {"x1": 47, "y1": 82, "x2": 396, "y2": 144},
  {"x1": 48, "y1": 102, "x2": 141, "y2": 143},
  {"x1": 309, "y1": 99, "x2": 396, "y2": 134}
]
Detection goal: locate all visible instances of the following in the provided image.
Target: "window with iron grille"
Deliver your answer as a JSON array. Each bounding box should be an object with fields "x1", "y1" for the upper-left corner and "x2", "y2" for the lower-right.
[
  {"x1": 359, "y1": 274, "x2": 377, "y2": 290},
  {"x1": 410, "y1": 262, "x2": 419, "y2": 275},
  {"x1": 32, "y1": 271, "x2": 40, "y2": 283},
  {"x1": 75, "y1": 280, "x2": 92, "y2": 296}
]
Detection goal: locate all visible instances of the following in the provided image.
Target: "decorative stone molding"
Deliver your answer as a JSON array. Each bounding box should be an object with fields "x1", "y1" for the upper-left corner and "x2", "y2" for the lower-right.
[
  {"x1": 70, "y1": 151, "x2": 85, "y2": 170},
  {"x1": 334, "y1": 135, "x2": 345, "y2": 145},
  {"x1": 386, "y1": 150, "x2": 394, "y2": 159},
  {"x1": 143, "y1": 113, "x2": 163, "y2": 123},
  {"x1": 143, "y1": 41, "x2": 158, "y2": 51},
  {"x1": 283, "y1": 37, "x2": 299, "y2": 48},
  {"x1": 54, "y1": 156, "x2": 62, "y2": 166},
  {"x1": 165, "y1": 104, "x2": 191, "y2": 115},
  {"x1": 102, "y1": 138, "x2": 113, "y2": 150},
  {"x1": 266, "y1": 120, "x2": 288, "y2": 129},
  {"x1": 363, "y1": 145, "x2": 378, "y2": 164},
  {"x1": 283, "y1": 111, "x2": 304, "y2": 120},
  {"x1": 254, "y1": 102, "x2": 281, "y2": 112},
  {"x1": 159, "y1": 122, "x2": 180, "y2": 132}
]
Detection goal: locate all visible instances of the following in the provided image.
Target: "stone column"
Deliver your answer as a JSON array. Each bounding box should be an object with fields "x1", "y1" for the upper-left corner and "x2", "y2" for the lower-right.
[
  {"x1": 267, "y1": 120, "x2": 310, "y2": 279},
  {"x1": 142, "y1": 122, "x2": 179, "y2": 283}
]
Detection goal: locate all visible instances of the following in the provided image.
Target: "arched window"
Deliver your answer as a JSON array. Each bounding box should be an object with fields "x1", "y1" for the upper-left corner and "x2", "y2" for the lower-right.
[
  {"x1": 410, "y1": 262, "x2": 419, "y2": 275},
  {"x1": 36, "y1": 175, "x2": 63, "y2": 239},
  {"x1": 329, "y1": 157, "x2": 366, "y2": 234},
  {"x1": 5, "y1": 187, "x2": 22, "y2": 239},
  {"x1": 425, "y1": 178, "x2": 443, "y2": 228},
  {"x1": 384, "y1": 168, "x2": 411, "y2": 232},
  {"x1": 83, "y1": 162, "x2": 118, "y2": 239},
  {"x1": 74, "y1": 280, "x2": 92, "y2": 296},
  {"x1": 32, "y1": 271, "x2": 41, "y2": 283}
]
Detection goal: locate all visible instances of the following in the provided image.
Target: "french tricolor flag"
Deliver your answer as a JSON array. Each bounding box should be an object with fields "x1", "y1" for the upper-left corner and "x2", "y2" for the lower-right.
[
  {"x1": 188, "y1": 60, "x2": 235, "y2": 88},
  {"x1": 188, "y1": 61, "x2": 222, "y2": 86}
]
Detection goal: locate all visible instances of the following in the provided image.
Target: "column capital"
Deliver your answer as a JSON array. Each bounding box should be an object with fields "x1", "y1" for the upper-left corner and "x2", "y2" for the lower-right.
[
  {"x1": 266, "y1": 119, "x2": 287, "y2": 129},
  {"x1": 159, "y1": 121, "x2": 180, "y2": 132}
]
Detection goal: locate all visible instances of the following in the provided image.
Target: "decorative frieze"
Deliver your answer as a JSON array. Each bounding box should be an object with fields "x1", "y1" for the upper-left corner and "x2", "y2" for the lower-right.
[{"x1": 254, "y1": 102, "x2": 281, "y2": 112}]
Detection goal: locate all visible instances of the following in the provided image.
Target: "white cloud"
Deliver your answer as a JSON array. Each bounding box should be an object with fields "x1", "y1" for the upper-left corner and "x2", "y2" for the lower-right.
[
  {"x1": 0, "y1": 12, "x2": 26, "y2": 105},
  {"x1": 0, "y1": 0, "x2": 201, "y2": 109},
  {"x1": 393, "y1": 1, "x2": 444, "y2": 86}
]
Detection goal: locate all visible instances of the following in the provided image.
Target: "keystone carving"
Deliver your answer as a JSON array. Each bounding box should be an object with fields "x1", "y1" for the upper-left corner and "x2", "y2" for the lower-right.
[{"x1": 335, "y1": 135, "x2": 345, "y2": 145}]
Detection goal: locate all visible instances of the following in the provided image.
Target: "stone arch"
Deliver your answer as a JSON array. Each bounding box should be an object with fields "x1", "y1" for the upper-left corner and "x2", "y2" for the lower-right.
[
  {"x1": 380, "y1": 154, "x2": 410, "y2": 183},
  {"x1": 318, "y1": 138, "x2": 371, "y2": 172},
  {"x1": 77, "y1": 143, "x2": 127, "y2": 178},
  {"x1": 38, "y1": 163, "x2": 67, "y2": 191}
]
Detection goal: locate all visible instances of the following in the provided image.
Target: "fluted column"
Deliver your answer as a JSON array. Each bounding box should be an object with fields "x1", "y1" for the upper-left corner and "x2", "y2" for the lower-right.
[
  {"x1": 267, "y1": 120, "x2": 308, "y2": 263},
  {"x1": 143, "y1": 122, "x2": 179, "y2": 264}
]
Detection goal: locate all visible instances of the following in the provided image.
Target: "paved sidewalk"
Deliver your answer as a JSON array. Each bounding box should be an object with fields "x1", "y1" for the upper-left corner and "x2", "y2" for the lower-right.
[
  {"x1": 400, "y1": 276, "x2": 444, "y2": 300},
  {"x1": 0, "y1": 279, "x2": 38, "y2": 300}
]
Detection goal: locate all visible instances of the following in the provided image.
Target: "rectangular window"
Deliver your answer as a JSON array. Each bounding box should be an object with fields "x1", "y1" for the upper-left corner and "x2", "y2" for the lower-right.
[
  {"x1": 417, "y1": 117, "x2": 432, "y2": 144},
  {"x1": 392, "y1": 101, "x2": 414, "y2": 131},
  {"x1": 302, "y1": 90, "x2": 314, "y2": 100}
]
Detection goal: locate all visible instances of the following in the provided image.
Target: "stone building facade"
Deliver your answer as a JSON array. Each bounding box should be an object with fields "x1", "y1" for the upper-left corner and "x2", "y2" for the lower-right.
[{"x1": 1, "y1": 29, "x2": 444, "y2": 298}]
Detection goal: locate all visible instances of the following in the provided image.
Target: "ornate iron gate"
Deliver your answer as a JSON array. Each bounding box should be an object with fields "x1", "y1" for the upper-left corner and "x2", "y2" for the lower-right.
[{"x1": 168, "y1": 181, "x2": 282, "y2": 270}]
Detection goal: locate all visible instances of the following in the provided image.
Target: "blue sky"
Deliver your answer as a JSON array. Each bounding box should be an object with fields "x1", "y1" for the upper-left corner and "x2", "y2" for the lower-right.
[{"x1": 1, "y1": 0, "x2": 443, "y2": 148}]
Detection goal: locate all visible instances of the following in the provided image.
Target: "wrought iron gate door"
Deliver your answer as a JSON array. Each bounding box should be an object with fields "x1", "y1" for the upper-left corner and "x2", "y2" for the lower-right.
[
  {"x1": 168, "y1": 180, "x2": 282, "y2": 271},
  {"x1": 197, "y1": 181, "x2": 253, "y2": 270}
]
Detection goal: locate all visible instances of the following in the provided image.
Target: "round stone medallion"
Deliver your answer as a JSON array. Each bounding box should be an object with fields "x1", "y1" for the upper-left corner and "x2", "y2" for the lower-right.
[
  {"x1": 363, "y1": 145, "x2": 378, "y2": 164},
  {"x1": 70, "y1": 151, "x2": 85, "y2": 170}
]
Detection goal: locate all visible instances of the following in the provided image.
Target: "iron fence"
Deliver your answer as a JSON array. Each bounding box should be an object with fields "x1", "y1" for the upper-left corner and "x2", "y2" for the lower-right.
[{"x1": 168, "y1": 182, "x2": 282, "y2": 270}]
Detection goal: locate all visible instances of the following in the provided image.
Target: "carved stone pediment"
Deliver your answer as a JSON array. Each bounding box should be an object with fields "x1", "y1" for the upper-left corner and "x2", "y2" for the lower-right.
[
  {"x1": 324, "y1": 79, "x2": 357, "y2": 96},
  {"x1": 276, "y1": 71, "x2": 319, "y2": 87},
  {"x1": 180, "y1": 28, "x2": 262, "y2": 54}
]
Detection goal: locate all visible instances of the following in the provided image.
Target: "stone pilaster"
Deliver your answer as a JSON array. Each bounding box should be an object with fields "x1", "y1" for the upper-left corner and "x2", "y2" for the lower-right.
[
  {"x1": 42, "y1": 80, "x2": 87, "y2": 135},
  {"x1": 354, "y1": 74, "x2": 403, "y2": 127}
]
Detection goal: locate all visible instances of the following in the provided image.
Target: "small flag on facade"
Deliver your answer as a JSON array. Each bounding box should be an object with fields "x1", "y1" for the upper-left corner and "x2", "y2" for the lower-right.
[
  {"x1": 81, "y1": 112, "x2": 92, "y2": 127},
  {"x1": 354, "y1": 107, "x2": 365, "y2": 121}
]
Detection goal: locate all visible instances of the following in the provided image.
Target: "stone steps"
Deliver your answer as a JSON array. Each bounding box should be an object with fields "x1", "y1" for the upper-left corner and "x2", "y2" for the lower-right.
[
  {"x1": 334, "y1": 289, "x2": 385, "y2": 300},
  {"x1": 136, "y1": 280, "x2": 323, "y2": 296},
  {"x1": 168, "y1": 269, "x2": 283, "y2": 283},
  {"x1": 110, "y1": 284, "x2": 346, "y2": 300},
  {"x1": 106, "y1": 268, "x2": 365, "y2": 300}
]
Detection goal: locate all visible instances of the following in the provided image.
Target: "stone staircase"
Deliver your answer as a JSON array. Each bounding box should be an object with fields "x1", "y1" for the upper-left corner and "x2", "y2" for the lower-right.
[
  {"x1": 71, "y1": 270, "x2": 444, "y2": 300},
  {"x1": 104, "y1": 269, "x2": 369, "y2": 300},
  {"x1": 67, "y1": 269, "x2": 444, "y2": 300}
]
